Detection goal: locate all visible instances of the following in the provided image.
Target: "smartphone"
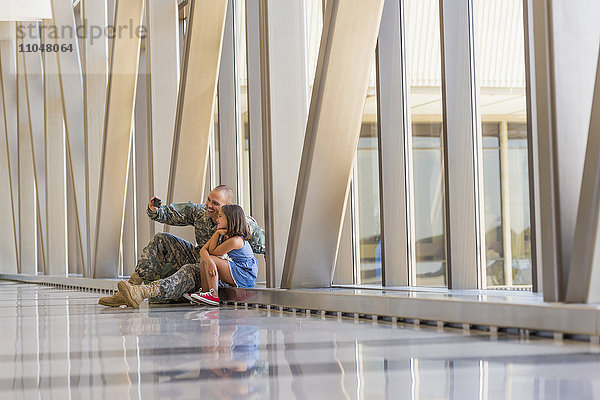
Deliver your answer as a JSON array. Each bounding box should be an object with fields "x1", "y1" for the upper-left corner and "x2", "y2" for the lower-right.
[{"x1": 152, "y1": 198, "x2": 162, "y2": 207}]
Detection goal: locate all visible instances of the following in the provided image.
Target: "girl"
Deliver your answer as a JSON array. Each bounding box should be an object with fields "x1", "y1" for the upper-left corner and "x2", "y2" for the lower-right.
[{"x1": 190, "y1": 204, "x2": 258, "y2": 305}]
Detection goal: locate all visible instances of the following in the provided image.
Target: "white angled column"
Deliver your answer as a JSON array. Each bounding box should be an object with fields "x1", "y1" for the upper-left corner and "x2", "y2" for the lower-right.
[
  {"x1": 16, "y1": 27, "x2": 37, "y2": 274},
  {"x1": 529, "y1": 0, "x2": 600, "y2": 301},
  {"x1": 0, "y1": 29, "x2": 18, "y2": 244},
  {"x1": 147, "y1": 0, "x2": 179, "y2": 215},
  {"x1": 439, "y1": 0, "x2": 485, "y2": 289},
  {"x1": 333, "y1": 194, "x2": 356, "y2": 285},
  {"x1": 166, "y1": 0, "x2": 228, "y2": 241},
  {"x1": 93, "y1": 0, "x2": 145, "y2": 278},
  {"x1": 66, "y1": 163, "x2": 82, "y2": 274},
  {"x1": 246, "y1": 0, "x2": 267, "y2": 282},
  {"x1": 259, "y1": 0, "x2": 310, "y2": 287},
  {"x1": 0, "y1": 24, "x2": 19, "y2": 274},
  {"x1": 50, "y1": 0, "x2": 88, "y2": 275},
  {"x1": 81, "y1": 0, "x2": 109, "y2": 271},
  {"x1": 280, "y1": 0, "x2": 385, "y2": 288},
  {"x1": 565, "y1": 50, "x2": 600, "y2": 303},
  {"x1": 134, "y1": 24, "x2": 152, "y2": 254},
  {"x1": 0, "y1": 41, "x2": 18, "y2": 274},
  {"x1": 217, "y1": 0, "x2": 242, "y2": 201},
  {"x1": 122, "y1": 135, "x2": 137, "y2": 275},
  {"x1": 43, "y1": 24, "x2": 68, "y2": 276},
  {"x1": 523, "y1": 0, "x2": 543, "y2": 292},
  {"x1": 376, "y1": 0, "x2": 414, "y2": 286},
  {"x1": 22, "y1": 24, "x2": 47, "y2": 273}
]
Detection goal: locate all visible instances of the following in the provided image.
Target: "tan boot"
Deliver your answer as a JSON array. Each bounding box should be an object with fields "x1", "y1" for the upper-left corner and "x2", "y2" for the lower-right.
[
  {"x1": 128, "y1": 271, "x2": 143, "y2": 285},
  {"x1": 98, "y1": 291, "x2": 127, "y2": 307},
  {"x1": 98, "y1": 272, "x2": 143, "y2": 307},
  {"x1": 118, "y1": 280, "x2": 161, "y2": 309}
]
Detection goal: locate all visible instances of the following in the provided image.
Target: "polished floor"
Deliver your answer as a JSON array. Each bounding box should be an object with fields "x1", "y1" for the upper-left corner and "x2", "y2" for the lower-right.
[{"x1": 1, "y1": 281, "x2": 600, "y2": 399}]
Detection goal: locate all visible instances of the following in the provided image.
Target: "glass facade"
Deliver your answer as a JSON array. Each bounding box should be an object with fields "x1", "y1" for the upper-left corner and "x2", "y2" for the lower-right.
[
  {"x1": 357, "y1": 61, "x2": 382, "y2": 285},
  {"x1": 405, "y1": 0, "x2": 448, "y2": 287},
  {"x1": 306, "y1": 0, "x2": 323, "y2": 91},
  {"x1": 411, "y1": 124, "x2": 447, "y2": 287},
  {"x1": 235, "y1": 0, "x2": 251, "y2": 213},
  {"x1": 506, "y1": 123, "x2": 532, "y2": 285},
  {"x1": 482, "y1": 124, "x2": 504, "y2": 285},
  {"x1": 474, "y1": 0, "x2": 531, "y2": 288},
  {"x1": 211, "y1": 93, "x2": 221, "y2": 190},
  {"x1": 1, "y1": 0, "x2": 538, "y2": 294}
]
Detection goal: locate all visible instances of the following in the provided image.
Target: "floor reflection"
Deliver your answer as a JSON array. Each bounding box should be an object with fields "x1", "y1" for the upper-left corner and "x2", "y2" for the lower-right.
[{"x1": 2, "y1": 281, "x2": 600, "y2": 399}]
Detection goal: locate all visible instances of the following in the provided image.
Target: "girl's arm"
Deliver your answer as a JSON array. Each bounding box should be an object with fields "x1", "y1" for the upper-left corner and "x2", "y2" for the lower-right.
[
  {"x1": 199, "y1": 238, "x2": 211, "y2": 259},
  {"x1": 207, "y1": 229, "x2": 225, "y2": 253},
  {"x1": 209, "y1": 236, "x2": 244, "y2": 256}
]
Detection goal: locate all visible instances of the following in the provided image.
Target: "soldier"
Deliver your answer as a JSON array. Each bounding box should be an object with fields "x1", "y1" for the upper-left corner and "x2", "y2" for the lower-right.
[{"x1": 98, "y1": 185, "x2": 265, "y2": 307}]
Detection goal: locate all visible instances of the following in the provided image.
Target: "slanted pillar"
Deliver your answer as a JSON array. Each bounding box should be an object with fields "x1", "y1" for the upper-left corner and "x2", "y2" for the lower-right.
[
  {"x1": 439, "y1": 0, "x2": 486, "y2": 289},
  {"x1": 166, "y1": 0, "x2": 228, "y2": 244},
  {"x1": 43, "y1": 23, "x2": 67, "y2": 275},
  {"x1": 0, "y1": 25, "x2": 18, "y2": 274},
  {"x1": 281, "y1": 0, "x2": 385, "y2": 288},
  {"x1": 81, "y1": 0, "x2": 109, "y2": 272},
  {"x1": 93, "y1": 0, "x2": 146, "y2": 278},
  {"x1": 566, "y1": 48, "x2": 600, "y2": 303},
  {"x1": 528, "y1": 0, "x2": 600, "y2": 301},
  {"x1": 258, "y1": 0, "x2": 310, "y2": 287}
]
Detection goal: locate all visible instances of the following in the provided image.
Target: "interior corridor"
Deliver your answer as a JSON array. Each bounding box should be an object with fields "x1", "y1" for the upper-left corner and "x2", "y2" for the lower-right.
[{"x1": 1, "y1": 280, "x2": 599, "y2": 399}]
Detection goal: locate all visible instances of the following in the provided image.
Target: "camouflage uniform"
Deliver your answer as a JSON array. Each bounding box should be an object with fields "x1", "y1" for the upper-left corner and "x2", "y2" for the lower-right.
[
  {"x1": 156, "y1": 263, "x2": 203, "y2": 300},
  {"x1": 137, "y1": 202, "x2": 265, "y2": 300}
]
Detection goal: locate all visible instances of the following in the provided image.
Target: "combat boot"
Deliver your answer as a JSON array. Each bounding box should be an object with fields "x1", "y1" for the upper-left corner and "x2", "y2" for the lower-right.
[
  {"x1": 98, "y1": 272, "x2": 144, "y2": 307},
  {"x1": 98, "y1": 291, "x2": 127, "y2": 307},
  {"x1": 118, "y1": 280, "x2": 161, "y2": 309},
  {"x1": 128, "y1": 271, "x2": 143, "y2": 285}
]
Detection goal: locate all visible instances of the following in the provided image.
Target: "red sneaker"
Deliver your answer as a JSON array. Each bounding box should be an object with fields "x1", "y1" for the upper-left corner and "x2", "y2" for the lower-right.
[{"x1": 190, "y1": 289, "x2": 220, "y2": 306}]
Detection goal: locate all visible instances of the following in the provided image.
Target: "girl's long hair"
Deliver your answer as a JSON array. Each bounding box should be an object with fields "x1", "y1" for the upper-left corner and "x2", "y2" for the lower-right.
[{"x1": 221, "y1": 204, "x2": 250, "y2": 239}]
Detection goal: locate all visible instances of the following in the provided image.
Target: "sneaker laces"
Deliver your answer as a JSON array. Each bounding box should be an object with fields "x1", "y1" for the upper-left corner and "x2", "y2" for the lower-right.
[{"x1": 191, "y1": 288, "x2": 217, "y2": 298}]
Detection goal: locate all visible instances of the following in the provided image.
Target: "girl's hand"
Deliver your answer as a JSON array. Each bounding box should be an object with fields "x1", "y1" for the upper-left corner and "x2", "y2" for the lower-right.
[
  {"x1": 207, "y1": 263, "x2": 217, "y2": 277},
  {"x1": 216, "y1": 228, "x2": 227, "y2": 236}
]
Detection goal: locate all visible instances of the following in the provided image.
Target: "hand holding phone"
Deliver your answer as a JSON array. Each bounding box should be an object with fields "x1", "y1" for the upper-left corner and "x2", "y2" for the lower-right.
[{"x1": 149, "y1": 196, "x2": 161, "y2": 211}]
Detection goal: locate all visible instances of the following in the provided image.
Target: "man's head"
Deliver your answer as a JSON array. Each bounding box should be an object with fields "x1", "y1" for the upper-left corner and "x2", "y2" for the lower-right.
[{"x1": 206, "y1": 185, "x2": 234, "y2": 221}]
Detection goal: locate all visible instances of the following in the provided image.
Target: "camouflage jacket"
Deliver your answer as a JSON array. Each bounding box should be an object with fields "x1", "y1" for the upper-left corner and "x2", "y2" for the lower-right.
[{"x1": 147, "y1": 202, "x2": 266, "y2": 255}]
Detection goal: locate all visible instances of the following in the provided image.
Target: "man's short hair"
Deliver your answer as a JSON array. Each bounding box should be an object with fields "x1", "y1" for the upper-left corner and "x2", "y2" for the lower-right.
[{"x1": 213, "y1": 185, "x2": 234, "y2": 203}]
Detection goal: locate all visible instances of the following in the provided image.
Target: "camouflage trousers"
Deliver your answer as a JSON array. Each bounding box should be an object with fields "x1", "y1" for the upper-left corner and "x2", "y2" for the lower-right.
[{"x1": 135, "y1": 232, "x2": 203, "y2": 300}]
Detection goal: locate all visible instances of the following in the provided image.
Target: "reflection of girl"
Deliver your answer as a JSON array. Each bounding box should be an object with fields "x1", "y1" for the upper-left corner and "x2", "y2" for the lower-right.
[
  {"x1": 164, "y1": 310, "x2": 268, "y2": 398},
  {"x1": 200, "y1": 323, "x2": 266, "y2": 398},
  {"x1": 190, "y1": 205, "x2": 258, "y2": 305}
]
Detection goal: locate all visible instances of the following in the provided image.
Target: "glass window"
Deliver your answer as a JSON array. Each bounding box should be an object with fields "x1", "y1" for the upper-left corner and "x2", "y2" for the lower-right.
[
  {"x1": 405, "y1": 0, "x2": 448, "y2": 287},
  {"x1": 210, "y1": 92, "x2": 220, "y2": 189},
  {"x1": 356, "y1": 61, "x2": 382, "y2": 284},
  {"x1": 235, "y1": 0, "x2": 251, "y2": 213},
  {"x1": 474, "y1": 0, "x2": 532, "y2": 288},
  {"x1": 507, "y1": 123, "x2": 532, "y2": 285},
  {"x1": 306, "y1": 0, "x2": 323, "y2": 91},
  {"x1": 307, "y1": 2, "x2": 381, "y2": 286},
  {"x1": 482, "y1": 123, "x2": 504, "y2": 286}
]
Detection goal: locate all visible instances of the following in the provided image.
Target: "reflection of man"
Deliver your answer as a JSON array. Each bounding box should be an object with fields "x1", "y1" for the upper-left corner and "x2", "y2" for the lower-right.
[
  {"x1": 98, "y1": 185, "x2": 265, "y2": 307},
  {"x1": 181, "y1": 309, "x2": 267, "y2": 397}
]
